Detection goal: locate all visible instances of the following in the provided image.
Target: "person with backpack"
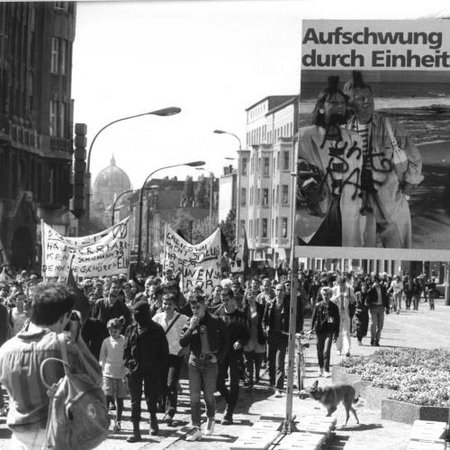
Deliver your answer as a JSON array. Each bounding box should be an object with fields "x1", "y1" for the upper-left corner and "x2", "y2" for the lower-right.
[
  {"x1": 0, "y1": 283, "x2": 103, "y2": 450},
  {"x1": 99, "y1": 317, "x2": 127, "y2": 433}
]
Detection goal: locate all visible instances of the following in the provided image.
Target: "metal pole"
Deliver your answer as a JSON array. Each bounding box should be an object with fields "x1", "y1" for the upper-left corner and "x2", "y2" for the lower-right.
[
  {"x1": 111, "y1": 189, "x2": 135, "y2": 225},
  {"x1": 209, "y1": 172, "x2": 213, "y2": 234},
  {"x1": 282, "y1": 137, "x2": 299, "y2": 434}
]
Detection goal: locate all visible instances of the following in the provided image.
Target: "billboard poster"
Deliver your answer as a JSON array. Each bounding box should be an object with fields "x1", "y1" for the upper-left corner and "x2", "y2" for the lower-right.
[{"x1": 295, "y1": 19, "x2": 450, "y2": 260}]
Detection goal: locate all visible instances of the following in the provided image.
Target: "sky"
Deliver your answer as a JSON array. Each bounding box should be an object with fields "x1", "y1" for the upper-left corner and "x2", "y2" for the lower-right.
[{"x1": 72, "y1": 0, "x2": 450, "y2": 188}]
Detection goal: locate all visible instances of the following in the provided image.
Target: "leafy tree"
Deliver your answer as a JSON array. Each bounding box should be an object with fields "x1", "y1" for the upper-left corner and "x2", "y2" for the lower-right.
[
  {"x1": 181, "y1": 176, "x2": 194, "y2": 207},
  {"x1": 220, "y1": 208, "x2": 236, "y2": 251},
  {"x1": 194, "y1": 175, "x2": 209, "y2": 208}
]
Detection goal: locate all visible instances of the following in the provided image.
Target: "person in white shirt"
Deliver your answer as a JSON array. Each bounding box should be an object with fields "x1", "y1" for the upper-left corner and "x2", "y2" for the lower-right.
[
  {"x1": 331, "y1": 276, "x2": 355, "y2": 357},
  {"x1": 389, "y1": 276, "x2": 404, "y2": 314},
  {"x1": 99, "y1": 317, "x2": 127, "y2": 432},
  {"x1": 153, "y1": 293, "x2": 189, "y2": 425}
]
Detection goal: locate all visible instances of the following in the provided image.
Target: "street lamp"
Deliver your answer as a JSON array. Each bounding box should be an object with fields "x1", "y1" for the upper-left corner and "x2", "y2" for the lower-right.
[
  {"x1": 213, "y1": 130, "x2": 242, "y2": 249},
  {"x1": 137, "y1": 160, "x2": 205, "y2": 273},
  {"x1": 83, "y1": 106, "x2": 181, "y2": 232},
  {"x1": 111, "y1": 189, "x2": 137, "y2": 226}
]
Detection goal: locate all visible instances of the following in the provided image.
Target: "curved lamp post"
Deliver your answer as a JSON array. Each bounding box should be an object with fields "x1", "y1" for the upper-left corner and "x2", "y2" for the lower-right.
[
  {"x1": 213, "y1": 129, "x2": 242, "y2": 247},
  {"x1": 83, "y1": 107, "x2": 181, "y2": 231},
  {"x1": 137, "y1": 160, "x2": 205, "y2": 272},
  {"x1": 111, "y1": 189, "x2": 137, "y2": 226}
]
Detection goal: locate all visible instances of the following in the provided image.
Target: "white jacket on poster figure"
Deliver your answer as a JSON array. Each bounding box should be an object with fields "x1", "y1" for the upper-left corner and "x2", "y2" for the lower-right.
[
  {"x1": 296, "y1": 125, "x2": 364, "y2": 247},
  {"x1": 348, "y1": 113, "x2": 424, "y2": 248},
  {"x1": 331, "y1": 284, "x2": 355, "y2": 355}
]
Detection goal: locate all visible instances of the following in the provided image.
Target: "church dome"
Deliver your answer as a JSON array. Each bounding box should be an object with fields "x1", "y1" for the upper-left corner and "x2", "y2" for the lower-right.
[{"x1": 93, "y1": 155, "x2": 131, "y2": 210}]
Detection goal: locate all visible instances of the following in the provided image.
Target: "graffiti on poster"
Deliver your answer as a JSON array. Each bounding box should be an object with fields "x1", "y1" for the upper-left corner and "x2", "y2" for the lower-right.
[
  {"x1": 163, "y1": 226, "x2": 221, "y2": 293},
  {"x1": 41, "y1": 217, "x2": 130, "y2": 278}
]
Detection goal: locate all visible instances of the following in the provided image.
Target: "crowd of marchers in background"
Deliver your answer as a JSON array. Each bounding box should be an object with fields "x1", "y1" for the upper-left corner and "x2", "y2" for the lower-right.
[{"x1": 0, "y1": 262, "x2": 441, "y2": 444}]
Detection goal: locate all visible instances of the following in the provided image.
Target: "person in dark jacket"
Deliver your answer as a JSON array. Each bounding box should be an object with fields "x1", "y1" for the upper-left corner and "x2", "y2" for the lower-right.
[
  {"x1": 124, "y1": 301, "x2": 169, "y2": 442},
  {"x1": 354, "y1": 280, "x2": 370, "y2": 345},
  {"x1": 366, "y1": 276, "x2": 390, "y2": 346},
  {"x1": 179, "y1": 294, "x2": 228, "y2": 442},
  {"x1": 309, "y1": 286, "x2": 340, "y2": 377},
  {"x1": 263, "y1": 283, "x2": 302, "y2": 396},
  {"x1": 213, "y1": 287, "x2": 250, "y2": 425}
]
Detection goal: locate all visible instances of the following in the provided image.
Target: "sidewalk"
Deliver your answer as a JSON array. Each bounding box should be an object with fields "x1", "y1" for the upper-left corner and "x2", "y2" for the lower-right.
[{"x1": 0, "y1": 298, "x2": 448, "y2": 450}]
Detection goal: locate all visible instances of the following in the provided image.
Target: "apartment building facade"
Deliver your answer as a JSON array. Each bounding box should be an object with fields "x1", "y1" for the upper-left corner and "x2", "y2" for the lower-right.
[{"x1": 239, "y1": 95, "x2": 299, "y2": 265}]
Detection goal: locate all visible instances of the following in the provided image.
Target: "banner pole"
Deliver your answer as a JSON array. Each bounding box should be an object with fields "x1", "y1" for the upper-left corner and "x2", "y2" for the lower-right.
[{"x1": 40, "y1": 220, "x2": 47, "y2": 282}]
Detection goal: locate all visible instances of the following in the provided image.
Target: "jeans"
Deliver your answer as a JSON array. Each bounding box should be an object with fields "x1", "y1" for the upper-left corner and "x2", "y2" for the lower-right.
[
  {"x1": 188, "y1": 357, "x2": 218, "y2": 427},
  {"x1": 163, "y1": 354, "x2": 183, "y2": 416},
  {"x1": 316, "y1": 331, "x2": 333, "y2": 372},
  {"x1": 217, "y1": 351, "x2": 241, "y2": 414},
  {"x1": 267, "y1": 334, "x2": 288, "y2": 390},
  {"x1": 393, "y1": 292, "x2": 402, "y2": 311},
  {"x1": 9, "y1": 423, "x2": 46, "y2": 450},
  {"x1": 370, "y1": 305, "x2": 385, "y2": 341},
  {"x1": 128, "y1": 371, "x2": 160, "y2": 422},
  {"x1": 244, "y1": 351, "x2": 264, "y2": 384}
]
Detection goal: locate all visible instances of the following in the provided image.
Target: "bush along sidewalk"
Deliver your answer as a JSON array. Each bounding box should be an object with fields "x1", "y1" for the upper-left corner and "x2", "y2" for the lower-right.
[{"x1": 338, "y1": 348, "x2": 450, "y2": 407}]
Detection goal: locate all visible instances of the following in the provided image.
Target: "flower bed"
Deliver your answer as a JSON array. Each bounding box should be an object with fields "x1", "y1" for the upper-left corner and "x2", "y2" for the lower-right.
[{"x1": 338, "y1": 348, "x2": 450, "y2": 407}]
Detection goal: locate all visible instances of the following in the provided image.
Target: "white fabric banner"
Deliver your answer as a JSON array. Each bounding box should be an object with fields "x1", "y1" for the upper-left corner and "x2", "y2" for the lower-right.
[
  {"x1": 163, "y1": 226, "x2": 222, "y2": 293},
  {"x1": 41, "y1": 217, "x2": 131, "y2": 279}
]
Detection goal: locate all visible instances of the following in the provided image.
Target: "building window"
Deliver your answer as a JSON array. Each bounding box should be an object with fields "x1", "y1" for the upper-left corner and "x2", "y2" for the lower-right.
[
  {"x1": 275, "y1": 217, "x2": 279, "y2": 237},
  {"x1": 257, "y1": 188, "x2": 260, "y2": 205},
  {"x1": 282, "y1": 217, "x2": 288, "y2": 238},
  {"x1": 262, "y1": 218, "x2": 267, "y2": 238},
  {"x1": 250, "y1": 186, "x2": 253, "y2": 205},
  {"x1": 272, "y1": 188, "x2": 275, "y2": 204},
  {"x1": 255, "y1": 218, "x2": 259, "y2": 237},
  {"x1": 58, "y1": 101, "x2": 66, "y2": 137},
  {"x1": 240, "y1": 220, "x2": 245, "y2": 238},
  {"x1": 283, "y1": 151, "x2": 290, "y2": 171},
  {"x1": 241, "y1": 157, "x2": 248, "y2": 176},
  {"x1": 49, "y1": 100, "x2": 58, "y2": 136},
  {"x1": 271, "y1": 218, "x2": 274, "y2": 237},
  {"x1": 249, "y1": 219, "x2": 253, "y2": 238},
  {"x1": 54, "y1": 2, "x2": 69, "y2": 11},
  {"x1": 282, "y1": 184, "x2": 289, "y2": 205},
  {"x1": 276, "y1": 152, "x2": 280, "y2": 170},
  {"x1": 276, "y1": 185, "x2": 279, "y2": 204},
  {"x1": 262, "y1": 188, "x2": 269, "y2": 206},
  {"x1": 60, "y1": 40, "x2": 68, "y2": 75},
  {"x1": 241, "y1": 188, "x2": 246, "y2": 206},
  {"x1": 263, "y1": 157, "x2": 270, "y2": 177},
  {"x1": 51, "y1": 38, "x2": 59, "y2": 74}
]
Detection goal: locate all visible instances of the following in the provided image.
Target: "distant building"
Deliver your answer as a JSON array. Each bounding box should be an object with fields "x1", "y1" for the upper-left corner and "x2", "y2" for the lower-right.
[
  {"x1": 0, "y1": 2, "x2": 77, "y2": 270},
  {"x1": 92, "y1": 155, "x2": 131, "y2": 216},
  {"x1": 218, "y1": 165, "x2": 236, "y2": 223},
  {"x1": 239, "y1": 95, "x2": 299, "y2": 264}
]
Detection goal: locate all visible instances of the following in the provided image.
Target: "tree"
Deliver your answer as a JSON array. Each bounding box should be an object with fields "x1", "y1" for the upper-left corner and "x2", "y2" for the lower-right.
[
  {"x1": 181, "y1": 176, "x2": 194, "y2": 207},
  {"x1": 194, "y1": 175, "x2": 209, "y2": 208},
  {"x1": 220, "y1": 208, "x2": 236, "y2": 252}
]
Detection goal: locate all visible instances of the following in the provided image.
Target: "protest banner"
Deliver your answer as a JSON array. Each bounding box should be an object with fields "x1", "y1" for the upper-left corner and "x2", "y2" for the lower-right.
[
  {"x1": 41, "y1": 217, "x2": 131, "y2": 279},
  {"x1": 163, "y1": 225, "x2": 222, "y2": 293}
]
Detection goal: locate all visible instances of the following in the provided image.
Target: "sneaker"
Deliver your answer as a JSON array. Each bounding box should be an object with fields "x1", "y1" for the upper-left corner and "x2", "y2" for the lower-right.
[
  {"x1": 324, "y1": 371, "x2": 332, "y2": 378},
  {"x1": 221, "y1": 413, "x2": 233, "y2": 425},
  {"x1": 163, "y1": 413, "x2": 173, "y2": 426},
  {"x1": 375, "y1": 340, "x2": 380, "y2": 347},
  {"x1": 205, "y1": 418, "x2": 215, "y2": 436},
  {"x1": 357, "y1": 340, "x2": 362, "y2": 346},
  {"x1": 112, "y1": 420, "x2": 121, "y2": 432},
  {"x1": 186, "y1": 427, "x2": 203, "y2": 441},
  {"x1": 275, "y1": 389, "x2": 283, "y2": 398},
  {"x1": 370, "y1": 338, "x2": 375, "y2": 346},
  {"x1": 317, "y1": 369, "x2": 323, "y2": 377}
]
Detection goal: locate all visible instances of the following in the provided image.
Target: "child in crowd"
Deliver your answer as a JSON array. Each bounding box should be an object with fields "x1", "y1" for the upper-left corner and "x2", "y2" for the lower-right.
[{"x1": 99, "y1": 317, "x2": 127, "y2": 432}]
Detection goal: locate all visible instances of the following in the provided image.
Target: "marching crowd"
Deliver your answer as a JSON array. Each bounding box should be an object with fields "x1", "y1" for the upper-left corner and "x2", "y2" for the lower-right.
[{"x1": 0, "y1": 264, "x2": 440, "y2": 446}]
